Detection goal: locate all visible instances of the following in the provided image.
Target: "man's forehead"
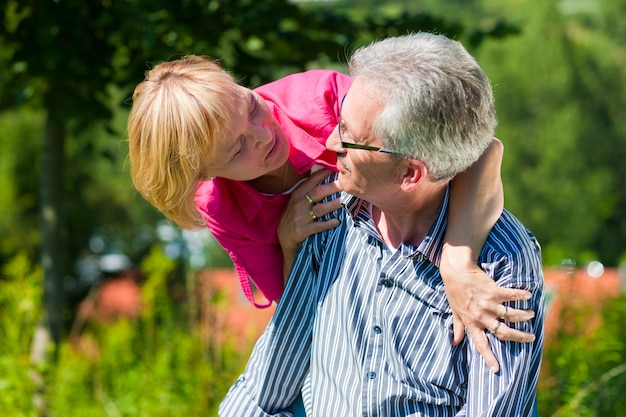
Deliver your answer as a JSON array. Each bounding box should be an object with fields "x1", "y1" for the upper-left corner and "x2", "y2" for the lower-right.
[
  {"x1": 344, "y1": 78, "x2": 383, "y2": 109},
  {"x1": 342, "y1": 82, "x2": 382, "y2": 135}
]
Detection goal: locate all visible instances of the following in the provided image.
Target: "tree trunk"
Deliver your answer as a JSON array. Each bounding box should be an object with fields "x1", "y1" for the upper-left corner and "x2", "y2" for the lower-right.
[
  {"x1": 31, "y1": 113, "x2": 67, "y2": 416},
  {"x1": 40, "y1": 112, "x2": 67, "y2": 351}
]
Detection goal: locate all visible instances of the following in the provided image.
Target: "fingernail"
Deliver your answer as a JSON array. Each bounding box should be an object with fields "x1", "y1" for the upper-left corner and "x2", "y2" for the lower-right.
[{"x1": 490, "y1": 366, "x2": 499, "y2": 374}]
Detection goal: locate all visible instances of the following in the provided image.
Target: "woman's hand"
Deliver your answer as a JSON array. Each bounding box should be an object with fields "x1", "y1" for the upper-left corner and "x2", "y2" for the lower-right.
[
  {"x1": 278, "y1": 169, "x2": 342, "y2": 281},
  {"x1": 440, "y1": 244, "x2": 536, "y2": 373}
]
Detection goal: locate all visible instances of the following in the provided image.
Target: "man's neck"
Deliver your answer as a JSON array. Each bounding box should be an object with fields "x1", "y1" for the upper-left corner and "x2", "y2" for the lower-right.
[{"x1": 371, "y1": 185, "x2": 446, "y2": 249}]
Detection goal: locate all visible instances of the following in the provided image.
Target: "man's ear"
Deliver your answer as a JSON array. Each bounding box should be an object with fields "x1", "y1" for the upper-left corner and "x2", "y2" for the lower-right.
[{"x1": 400, "y1": 159, "x2": 427, "y2": 192}]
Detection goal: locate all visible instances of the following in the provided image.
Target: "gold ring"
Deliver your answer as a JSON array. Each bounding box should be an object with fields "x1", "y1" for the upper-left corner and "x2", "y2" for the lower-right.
[
  {"x1": 490, "y1": 321, "x2": 501, "y2": 334},
  {"x1": 305, "y1": 193, "x2": 314, "y2": 204},
  {"x1": 309, "y1": 210, "x2": 317, "y2": 220},
  {"x1": 500, "y1": 305, "x2": 508, "y2": 321}
]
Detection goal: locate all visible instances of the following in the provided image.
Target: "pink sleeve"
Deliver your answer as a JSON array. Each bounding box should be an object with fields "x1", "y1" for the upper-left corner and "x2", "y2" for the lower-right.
[{"x1": 205, "y1": 214, "x2": 284, "y2": 308}]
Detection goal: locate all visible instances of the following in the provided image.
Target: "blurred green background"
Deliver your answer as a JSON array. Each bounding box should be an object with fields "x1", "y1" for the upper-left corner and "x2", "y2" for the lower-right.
[{"x1": 1, "y1": 0, "x2": 625, "y2": 415}]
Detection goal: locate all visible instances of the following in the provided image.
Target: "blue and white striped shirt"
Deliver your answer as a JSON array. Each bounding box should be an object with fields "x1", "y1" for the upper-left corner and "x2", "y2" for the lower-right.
[{"x1": 220, "y1": 184, "x2": 544, "y2": 417}]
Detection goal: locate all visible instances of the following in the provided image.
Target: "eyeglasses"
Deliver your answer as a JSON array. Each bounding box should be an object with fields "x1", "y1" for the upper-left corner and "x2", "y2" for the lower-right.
[{"x1": 337, "y1": 95, "x2": 411, "y2": 158}]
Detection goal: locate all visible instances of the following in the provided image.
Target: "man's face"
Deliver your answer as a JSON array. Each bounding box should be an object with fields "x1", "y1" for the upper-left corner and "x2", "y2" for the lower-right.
[{"x1": 326, "y1": 80, "x2": 404, "y2": 202}]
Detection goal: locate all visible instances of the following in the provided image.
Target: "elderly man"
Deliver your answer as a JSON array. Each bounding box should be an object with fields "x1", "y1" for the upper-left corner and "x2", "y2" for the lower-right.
[{"x1": 220, "y1": 32, "x2": 544, "y2": 417}]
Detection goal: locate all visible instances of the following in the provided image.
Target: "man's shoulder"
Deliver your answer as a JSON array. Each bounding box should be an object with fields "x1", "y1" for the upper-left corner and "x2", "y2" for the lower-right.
[
  {"x1": 488, "y1": 208, "x2": 537, "y2": 243},
  {"x1": 483, "y1": 209, "x2": 543, "y2": 284}
]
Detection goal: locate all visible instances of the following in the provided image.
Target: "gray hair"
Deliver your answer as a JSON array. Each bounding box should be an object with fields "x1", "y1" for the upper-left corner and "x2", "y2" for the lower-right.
[{"x1": 348, "y1": 32, "x2": 496, "y2": 180}]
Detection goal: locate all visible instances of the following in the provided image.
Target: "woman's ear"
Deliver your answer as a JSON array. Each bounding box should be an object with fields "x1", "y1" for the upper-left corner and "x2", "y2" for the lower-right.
[{"x1": 400, "y1": 159, "x2": 427, "y2": 192}]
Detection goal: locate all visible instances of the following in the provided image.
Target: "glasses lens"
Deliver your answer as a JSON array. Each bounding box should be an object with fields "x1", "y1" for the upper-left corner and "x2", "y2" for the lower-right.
[{"x1": 338, "y1": 94, "x2": 411, "y2": 158}]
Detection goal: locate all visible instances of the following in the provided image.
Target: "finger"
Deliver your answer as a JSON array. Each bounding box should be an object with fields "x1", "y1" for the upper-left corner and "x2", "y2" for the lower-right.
[
  {"x1": 305, "y1": 218, "x2": 341, "y2": 235},
  {"x1": 307, "y1": 179, "x2": 342, "y2": 203},
  {"x1": 451, "y1": 313, "x2": 465, "y2": 346},
  {"x1": 310, "y1": 198, "x2": 342, "y2": 219},
  {"x1": 493, "y1": 287, "x2": 532, "y2": 303},
  {"x1": 294, "y1": 216, "x2": 340, "y2": 241},
  {"x1": 294, "y1": 169, "x2": 334, "y2": 199},
  {"x1": 499, "y1": 305, "x2": 535, "y2": 323},
  {"x1": 489, "y1": 322, "x2": 536, "y2": 343},
  {"x1": 468, "y1": 327, "x2": 500, "y2": 373},
  {"x1": 304, "y1": 168, "x2": 334, "y2": 189}
]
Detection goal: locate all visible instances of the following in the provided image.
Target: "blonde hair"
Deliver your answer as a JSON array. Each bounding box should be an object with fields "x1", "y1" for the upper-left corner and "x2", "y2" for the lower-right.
[{"x1": 127, "y1": 56, "x2": 237, "y2": 229}]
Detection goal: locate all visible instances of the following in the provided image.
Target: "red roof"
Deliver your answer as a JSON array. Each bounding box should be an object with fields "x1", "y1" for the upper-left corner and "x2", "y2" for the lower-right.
[
  {"x1": 71, "y1": 266, "x2": 624, "y2": 358},
  {"x1": 196, "y1": 269, "x2": 275, "y2": 351},
  {"x1": 543, "y1": 266, "x2": 622, "y2": 337},
  {"x1": 196, "y1": 266, "x2": 626, "y2": 347}
]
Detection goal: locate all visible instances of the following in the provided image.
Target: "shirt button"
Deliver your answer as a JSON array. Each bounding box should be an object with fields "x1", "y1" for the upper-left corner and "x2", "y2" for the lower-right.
[
  {"x1": 373, "y1": 325, "x2": 382, "y2": 334},
  {"x1": 381, "y1": 279, "x2": 393, "y2": 287},
  {"x1": 367, "y1": 371, "x2": 376, "y2": 379}
]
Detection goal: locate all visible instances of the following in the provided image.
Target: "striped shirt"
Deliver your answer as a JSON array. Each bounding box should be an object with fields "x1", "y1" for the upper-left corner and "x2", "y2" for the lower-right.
[{"x1": 220, "y1": 183, "x2": 544, "y2": 417}]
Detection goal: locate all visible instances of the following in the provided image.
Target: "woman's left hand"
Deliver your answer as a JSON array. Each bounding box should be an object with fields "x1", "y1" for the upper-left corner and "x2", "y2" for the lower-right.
[
  {"x1": 440, "y1": 245, "x2": 536, "y2": 373},
  {"x1": 278, "y1": 169, "x2": 342, "y2": 280}
]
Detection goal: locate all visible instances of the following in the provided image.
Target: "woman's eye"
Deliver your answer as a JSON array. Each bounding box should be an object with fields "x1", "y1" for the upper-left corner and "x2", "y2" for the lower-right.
[
  {"x1": 249, "y1": 95, "x2": 258, "y2": 116},
  {"x1": 231, "y1": 137, "x2": 244, "y2": 160}
]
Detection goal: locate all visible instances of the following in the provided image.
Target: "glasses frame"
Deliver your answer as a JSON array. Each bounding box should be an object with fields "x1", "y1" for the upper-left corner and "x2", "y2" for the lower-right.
[{"x1": 337, "y1": 95, "x2": 412, "y2": 158}]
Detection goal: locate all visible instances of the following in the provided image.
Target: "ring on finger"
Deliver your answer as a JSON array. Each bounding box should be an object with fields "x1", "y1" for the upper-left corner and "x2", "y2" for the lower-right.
[
  {"x1": 500, "y1": 305, "x2": 509, "y2": 321},
  {"x1": 309, "y1": 210, "x2": 318, "y2": 220},
  {"x1": 490, "y1": 321, "x2": 501, "y2": 335},
  {"x1": 305, "y1": 193, "x2": 314, "y2": 204}
]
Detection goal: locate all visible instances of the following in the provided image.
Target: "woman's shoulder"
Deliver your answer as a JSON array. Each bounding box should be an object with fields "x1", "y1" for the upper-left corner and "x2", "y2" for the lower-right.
[
  {"x1": 255, "y1": 70, "x2": 352, "y2": 100},
  {"x1": 195, "y1": 178, "x2": 244, "y2": 219},
  {"x1": 195, "y1": 178, "x2": 289, "y2": 226}
]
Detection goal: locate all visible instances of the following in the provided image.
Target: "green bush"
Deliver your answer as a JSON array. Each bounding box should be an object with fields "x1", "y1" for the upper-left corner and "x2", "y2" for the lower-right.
[
  {"x1": 539, "y1": 293, "x2": 626, "y2": 416},
  {"x1": 0, "y1": 248, "x2": 249, "y2": 416},
  {"x1": 0, "y1": 251, "x2": 43, "y2": 417},
  {"x1": 47, "y1": 319, "x2": 237, "y2": 416}
]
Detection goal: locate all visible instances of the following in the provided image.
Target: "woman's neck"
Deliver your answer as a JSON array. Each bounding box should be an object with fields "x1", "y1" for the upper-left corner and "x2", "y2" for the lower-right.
[{"x1": 246, "y1": 162, "x2": 308, "y2": 195}]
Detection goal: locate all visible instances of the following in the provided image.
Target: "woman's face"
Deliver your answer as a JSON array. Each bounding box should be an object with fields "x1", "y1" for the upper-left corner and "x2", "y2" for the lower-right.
[{"x1": 204, "y1": 85, "x2": 290, "y2": 181}]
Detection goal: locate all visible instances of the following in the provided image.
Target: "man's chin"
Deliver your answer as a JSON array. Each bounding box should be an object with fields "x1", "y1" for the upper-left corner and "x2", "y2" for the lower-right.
[{"x1": 337, "y1": 177, "x2": 355, "y2": 196}]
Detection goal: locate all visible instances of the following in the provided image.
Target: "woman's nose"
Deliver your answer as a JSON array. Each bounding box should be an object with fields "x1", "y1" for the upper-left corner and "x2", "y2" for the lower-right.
[{"x1": 249, "y1": 124, "x2": 272, "y2": 148}]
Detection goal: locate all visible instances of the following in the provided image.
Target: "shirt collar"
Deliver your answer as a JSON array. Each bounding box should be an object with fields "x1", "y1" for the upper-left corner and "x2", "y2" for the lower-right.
[{"x1": 341, "y1": 186, "x2": 450, "y2": 267}]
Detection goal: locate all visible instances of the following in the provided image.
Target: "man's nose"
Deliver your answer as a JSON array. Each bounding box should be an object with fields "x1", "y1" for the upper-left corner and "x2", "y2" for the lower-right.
[{"x1": 326, "y1": 125, "x2": 343, "y2": 152}]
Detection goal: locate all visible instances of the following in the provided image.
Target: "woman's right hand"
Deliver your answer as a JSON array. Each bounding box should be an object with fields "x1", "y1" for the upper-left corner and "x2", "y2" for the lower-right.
[{"x1": 278, "y1": 168, "x2": 342, "y2": 281}]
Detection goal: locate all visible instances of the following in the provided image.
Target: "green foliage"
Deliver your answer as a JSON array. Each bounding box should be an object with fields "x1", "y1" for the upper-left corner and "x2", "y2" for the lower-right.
[
  {"x1": 0, "y1": 252, "x2": 43, "y2": 416},
  {"x1": 465, "y1": 0, "x2": 626, "y2": 266},
  {"x1": 45, "y1": 248, "x2": 248, "y2": 416},
  {"x1": 539, "y1": 293, "x2": 626, "y2": 416},
  {"x1": 0, "y1": 248, "x2": 248, "y2": 416},
  {"x1": 47, "y1": 316, "x2": 235, "y2": 416},
  {"x1": 0, "y1": 109, "x2": 42, "y2": 261}
]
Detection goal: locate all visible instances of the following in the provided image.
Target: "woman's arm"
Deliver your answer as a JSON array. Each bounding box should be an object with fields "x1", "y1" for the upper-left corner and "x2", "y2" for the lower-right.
[{"x1": 442, "y1": 138, "x2": 536, "y2": 373}]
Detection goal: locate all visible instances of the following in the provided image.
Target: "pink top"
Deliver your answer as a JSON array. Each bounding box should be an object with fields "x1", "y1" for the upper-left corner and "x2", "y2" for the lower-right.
[{"x1": 195, "y1": 70, "x2": 353, "y2": 307}]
